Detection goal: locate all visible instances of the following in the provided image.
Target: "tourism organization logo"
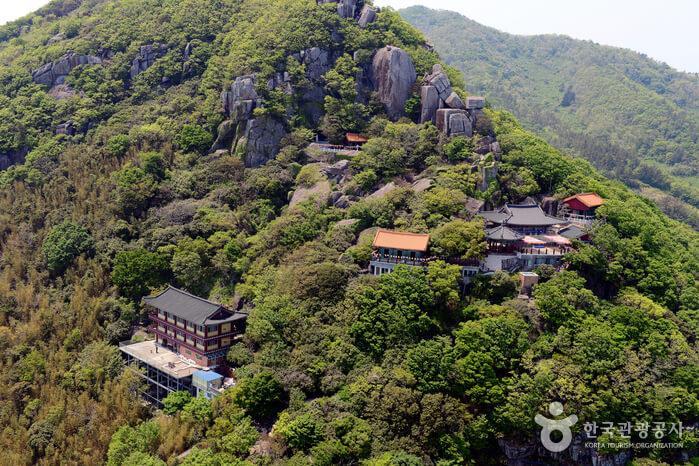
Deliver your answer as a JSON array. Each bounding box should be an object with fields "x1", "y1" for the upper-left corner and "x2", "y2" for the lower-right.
[
  {"x1": 535, "y1": 401, "x2": 692, "y2": 452},
  {"x1": 535, "y1": 401, "x2": 578, "y2": 452}
]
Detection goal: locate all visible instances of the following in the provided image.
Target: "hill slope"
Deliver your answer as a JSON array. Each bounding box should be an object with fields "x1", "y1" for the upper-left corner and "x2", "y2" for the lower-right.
[
  {"x1": 401, "y1": 5, "x2": 699, "y2": 227},
  {"x1": 0, "y1": 1, "x2": 697, "y2": 465}
]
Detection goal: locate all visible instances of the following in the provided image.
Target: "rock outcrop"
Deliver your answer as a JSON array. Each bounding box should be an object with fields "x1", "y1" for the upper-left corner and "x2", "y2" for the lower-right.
[
  {"x1": 370, "y1": 46, "x2": 416, "y2": 121},
  {"x1": 221, "y1": 75, "x2": 260, "y2": 120},
  {"x1": 241, "y1": 116, "x2": 286, "y2": 168},
  {"x1": 32, "y1": 52, "x2": 103, "y2": 87},
  {"x1": 55, "y1": 121, "x2": 76, "y2": 136},
  {"x1": 130, "y1": 44, "x2": 168, "y2": 80},
  {"x1": 358, "y1": 5, "x2": 377, "y2": 27},
  {"x1": 436, "y1": 108, "x2": 472, "y2": 137},
  {"x1": 216, "y1": 75, "x2": 286, "y2": 167}
]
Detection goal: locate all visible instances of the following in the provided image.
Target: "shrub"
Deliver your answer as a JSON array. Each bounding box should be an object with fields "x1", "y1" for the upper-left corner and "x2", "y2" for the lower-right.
[
  {"x1": 175, "y1": 124, "x2": 213, "y2": 154},
  {"x1": 42, "y1": 221, "x2": 94, "y2": 273}
]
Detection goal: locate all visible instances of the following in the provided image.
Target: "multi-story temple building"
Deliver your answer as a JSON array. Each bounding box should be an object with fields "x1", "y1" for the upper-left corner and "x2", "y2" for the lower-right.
[{"x1": 119, "y1": 286, "x2": 247, "y2": 405}]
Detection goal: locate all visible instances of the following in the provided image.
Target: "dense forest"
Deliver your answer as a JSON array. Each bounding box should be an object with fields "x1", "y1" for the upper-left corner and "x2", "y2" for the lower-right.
[
  {"x1": 0, "y1": 0, "x2": 697, "y2": 465},
  {"x1": 400, "y1": 6, "x2": 699, "y2": 229}
]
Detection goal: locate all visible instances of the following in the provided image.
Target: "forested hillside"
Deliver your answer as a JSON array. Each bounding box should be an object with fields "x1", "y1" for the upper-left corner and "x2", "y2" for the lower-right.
[
  {"x1": 0, "y1": 1, "x2": 697, "y2": 465},
  {"x1": 401, "y1": 6, "x2": 699, "y2": 228}
]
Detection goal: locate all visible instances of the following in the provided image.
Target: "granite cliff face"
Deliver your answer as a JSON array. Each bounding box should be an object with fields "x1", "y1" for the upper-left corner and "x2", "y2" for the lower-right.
[
  {"x1": 370, "y1": 46, "x2": 417, "y2": 121},
  {"x1": 32, "y1": 51, "x2": 103, "y2": 87}
]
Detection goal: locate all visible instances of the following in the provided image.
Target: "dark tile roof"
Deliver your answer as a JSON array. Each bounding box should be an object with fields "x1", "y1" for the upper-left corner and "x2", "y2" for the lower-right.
[
  {"x1": 486, "y1": 225, "x2": 522, "y2": 241},
  {"x1": 479, "y1": 203, "x2": 565, "y2": 227},
  {"x1": 143, "y1": 285, "x2": 246, "y2": 326},
  {"x1": 558, "y1": 224, "x2": 587, "y2": 240}
]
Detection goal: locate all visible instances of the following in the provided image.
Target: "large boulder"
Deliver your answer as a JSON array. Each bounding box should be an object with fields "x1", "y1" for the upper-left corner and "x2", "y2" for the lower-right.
[
  {"x1": 424, "y1": 64, "x2": 452, "y2": 100},
  {"x1": 221, "y1": 75, "x2": 259, "y2": 120},
  {"x1": 32, "y1": 52, "x2": 103, "y2": 87},
  {"x1": 358, "y1": 5, "x2": 377, "y2": 27},
  {"x1": 436, "y1": 108, "x2": 472, "y2": 137},
  {"x1": 241, "y1": 116, "x2": 286, "y2": 168},
  {"x1": 300, "y1": 47, "x2": 331, "y2": 82},
  {"x1": 444, "y1": 91, "x2": 465, "y2": 110},
  {"x1": 419, "y1": 85, "x2": 439, "y2": 123},
  {"x1": 336, "y1": 0, "x2": 359, "y2": 18},
  {"x1": 370, "y1": 46, "x2": 417, "y2": 121},
  {"x1": 130, "y1": 44, "x2": 168, "y2": 80}
]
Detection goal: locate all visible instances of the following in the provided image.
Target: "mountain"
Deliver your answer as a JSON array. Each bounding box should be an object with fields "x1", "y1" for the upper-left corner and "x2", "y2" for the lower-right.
[
  {"x1": 0, "y1": 1, "x2": 698, "y2": 465},
  {"x1": 400, "y1": 5, "x2": 699, "y2": 228}
]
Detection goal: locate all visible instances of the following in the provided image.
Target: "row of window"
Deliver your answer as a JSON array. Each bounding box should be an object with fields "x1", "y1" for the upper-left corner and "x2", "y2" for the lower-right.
[
  {"x1": 156, "y1": 311, "x2": 232, "y2": 335},
  {"x1": 157, "y1": 324, "x2": 232, "y2": 351}
]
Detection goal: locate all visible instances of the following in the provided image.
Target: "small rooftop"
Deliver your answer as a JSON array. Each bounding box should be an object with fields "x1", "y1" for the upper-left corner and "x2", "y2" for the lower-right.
[
  {"x1": 120, "y1": 339, "x2": 201, "y2": 379},
  {"x1": 345, "y1": 132, "x2": 368, "y2": 143},
  {"x1": 563, "y1": 192, "x2": 604, "y2": 209},
  {"x1": 372, "y1": 229, "x2": 430, "y2": 252},
  {"x1": 486, "y1": 225, "x2": 522, "y2": 242}
]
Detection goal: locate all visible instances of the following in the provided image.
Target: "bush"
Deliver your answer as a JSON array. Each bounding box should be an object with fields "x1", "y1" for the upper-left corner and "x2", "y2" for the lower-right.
[
  {"x1": 162, "y1": 390, "x2": 193, "y2": 415},
  {"x1": 175, "y1": 124, "x2": 213, "y2": 154},
  {"x1": 42, "y1": 221, "x2": 94, "y2": 273},
  {"x1": 107, "y1": 135, "x2": 131, "y2": 157},
  {"x1": 111, "y1": 249, "x2": 169, "y2": 299},
  {"x1": 232, "y1": 371, "x2": 286, "y2": 420}
]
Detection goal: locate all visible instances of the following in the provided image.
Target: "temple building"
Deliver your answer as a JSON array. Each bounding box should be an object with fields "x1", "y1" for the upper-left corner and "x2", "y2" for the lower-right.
[
  {"x1": 370, "y1": 229, "x2": 430, "y2": 275},
  {"x1": 479, "y1": 202, "x2": 566, "y2": 235},
  {"x1": 559, "y1": 192, "x2": 604, "y2": 226},
  {"x1": 119, "y1": 286, "x2": 247, "y2": 405}
]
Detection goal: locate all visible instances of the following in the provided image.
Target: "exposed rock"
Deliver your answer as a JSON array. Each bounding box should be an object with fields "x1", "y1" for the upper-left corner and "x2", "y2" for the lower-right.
[
  {"x1": 330, "y1": 191, "x2": 343, "y2": 205},
  {"x1": 320, "y1": 159, "x2": 350, "y2": 182},
  {"x1": 478, "y1": 164, "x2": 498, "y2": 192},
  {"x1": 267, "y1": 72, "x2": 293, "y2": 94},
  {"x1": 300, "y1": 86, "x2": 326, "y2": 127},
  {"x1": 241, "y1": 116, "x2": 286, "y2": 168},
  {"x1": 32, "y1": 52, "x2": 103, "y2": 87},
  {"x1": 221, "y1": 75, "x2": 259, "y2": 120},
  {"x1": 290, "y1": 180, "x2": 332, "y2": 207},
  {"x1": 369, "y1": 181, "x2": 399, "y2": 198},
  {"x1": 436, "y1": 108, "x2": 472, "y2": 137},
  {"x1": 419, "y1": 85, "x2": 439, "y2": 124},
  {"x1": 444, "y1": 91, "x2": 465, "y2": 109},
  {"x1": 466, "y1": 95, "x2": 485, "y2": 109},
  {"x1": 333, "y1": 195, "x2": 352, "y2": 208},
  {"x1": 541, "y1": 197, "x2": 559, "y2": 216},
  {"x1": 129, "y1": 43, "x2": 168, "y2": 80},
  {"x1": 336, "y1": 0, "x2": 359, "y2": 18},
  {"x1": 490, "y1": 141, "x2": 501, "y2": 157},
  {"x1": 209, "y1": 120, "x2": 237, "y2": 153},
  {"x1": 0, "y1": 147, "x2": 28, "y2": 171},
  {"x1": 358, "y1": 5, "x2": 377, "y2": 27},
  {"x1": 370, "y1": 46, "x2": 416, "y2": 120},
  {"x1": 55, "y1": 121, "x2": 76, "y2": 136},
  {"x1": 48, "y1": 83, "x2": 78, "y2": 100},
  {"x1": 301, "y1": 47, "x2": 331, "y2": 82},
  {"x1": 335, "y1": 218, "x2": 359, "y2": 228},
  {"x1": 47, "y1": 32, "x2": 65, "y2": 45},
  {"x1": 464, "y1": 197, "x2": 484, "y2": 216},
  {"x1": 411, "y1": 178, "x2": 433, "y2": 193},
  {"x1": 424, "y1": 64, "x2": 452, "y2": 100}
]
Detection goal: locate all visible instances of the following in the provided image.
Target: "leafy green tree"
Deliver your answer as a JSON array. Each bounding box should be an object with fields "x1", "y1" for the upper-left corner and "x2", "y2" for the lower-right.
[
  {"x1": 122, "y1": 452, "x2": 165, "y2": 466},
  {"x1": 176, "y1": 124, "x2": 213, "y2": 154},
  {"x1": 426, "y1": 260, "x2": 462, "y2": 313},
  {"x1": 106, "y1": 421, "x2": 160, "y2": 466},
  {"x1": 430, "y1": 219, "x2": 487, "y2": 259},
  {"x1": 405, "y1": 337, "x2": 456, "y2": 393},
  {"x1": 534, "y1": 270, "x2": 599, "y2": 328},
  {"x1": 107, "y1": 135, "x2": 131, "y2": 157},
  {"x1": 42, "y1": 221, "x2": 94, "y2": 273},
  {"x1": 162, "y1": 390, "x2": 193, "y2": 415},
  {"x1": 111, "y1": 249, "x2": 169, "y2": 299},
  {"x1": 232, "y1": 372, "x2": 286, "y2": 420},
  {"x1": 276, "y1": 412, "x2": 325, "y2": 451}
]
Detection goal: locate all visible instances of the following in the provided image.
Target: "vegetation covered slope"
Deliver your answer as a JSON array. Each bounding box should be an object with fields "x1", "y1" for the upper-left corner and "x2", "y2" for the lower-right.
[
  {"x1": 401, "y1": 5, "x2": 699, "y2": 228},
  {"x1": 0, "y1": 1, "x2": 697, "y2": 465}
]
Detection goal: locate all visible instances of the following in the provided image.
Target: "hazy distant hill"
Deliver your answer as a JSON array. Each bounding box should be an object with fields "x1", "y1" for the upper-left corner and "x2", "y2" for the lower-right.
[{"x1": 401, "y1": 5, "x2": 699, "y2": 227}]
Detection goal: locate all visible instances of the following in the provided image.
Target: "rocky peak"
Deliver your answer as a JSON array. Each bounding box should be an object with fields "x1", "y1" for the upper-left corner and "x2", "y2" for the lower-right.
[
  {"x1": 370, "y1": 45, "x2": 417, "y2": 121},
  {"x1": 129, "y1": 43, "x2": 168, "y2": 80}
]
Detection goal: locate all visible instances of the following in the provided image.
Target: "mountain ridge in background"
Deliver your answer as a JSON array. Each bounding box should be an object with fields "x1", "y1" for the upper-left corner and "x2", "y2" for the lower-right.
[{"x1": 401, "y1": 5, "x2": 699, "y2": 228}]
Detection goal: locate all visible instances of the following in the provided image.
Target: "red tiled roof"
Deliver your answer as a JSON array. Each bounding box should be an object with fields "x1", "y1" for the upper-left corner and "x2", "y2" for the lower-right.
[
  {"x1": 346, "y1": 133, "x2": 368, "y2": 143},
  {"x1": 563, "y1": 192, "x2": 604, "y2": 209},
  {"x1": 372, "y1": 229, "x2": 430, "y2": 252}
]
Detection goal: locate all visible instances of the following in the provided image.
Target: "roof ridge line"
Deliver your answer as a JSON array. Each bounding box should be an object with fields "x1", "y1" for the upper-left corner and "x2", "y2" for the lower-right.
[{"x1": 162, "y1": 284, "x2": 224, "y2": 308}]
